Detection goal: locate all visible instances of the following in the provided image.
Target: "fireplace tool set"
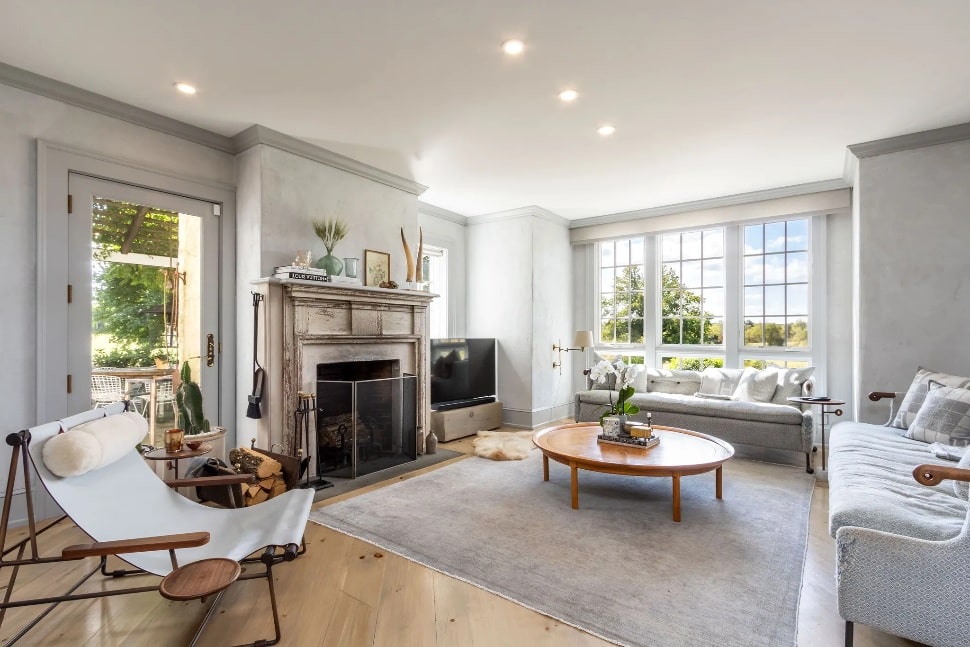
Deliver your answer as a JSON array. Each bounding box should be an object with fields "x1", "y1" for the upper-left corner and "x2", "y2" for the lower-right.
[{"x1": 293, "y1": 392, "x2": 332, "y2": 490}]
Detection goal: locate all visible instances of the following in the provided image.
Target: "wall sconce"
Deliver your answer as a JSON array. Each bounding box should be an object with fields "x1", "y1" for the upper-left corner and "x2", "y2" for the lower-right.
[{"x1": 553, "y1": 330, "x2": 594, "y2": 375}]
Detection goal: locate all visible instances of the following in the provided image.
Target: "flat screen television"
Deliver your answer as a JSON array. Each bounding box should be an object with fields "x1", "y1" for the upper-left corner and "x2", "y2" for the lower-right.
[{"x1": 429, "y1": 338, "x2": 497, "y2": 410}]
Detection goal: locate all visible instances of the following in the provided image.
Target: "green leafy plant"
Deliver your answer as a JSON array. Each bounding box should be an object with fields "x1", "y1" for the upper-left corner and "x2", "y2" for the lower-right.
[
  {"x1": 312, "y1": 219, "x2": 349, "y2": 254},
  {"x1": 175, "y1": 361, "x2": 210, "y2": 436},
  {"x1": 588, "y1": 359, "x2": 641, "y2": 423}
]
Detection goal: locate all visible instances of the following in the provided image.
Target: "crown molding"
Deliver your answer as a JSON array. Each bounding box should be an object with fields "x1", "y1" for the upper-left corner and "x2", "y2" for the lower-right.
[
  {"x1": 468, "y1": 205, "x2": 570, "y2": 228},
  {"x1": 569, "y1": 179, "x2": 849, "y2": 229},
  {"x1": 842, "y1": 149, "x2": 859, "y2": 186},
  {"x1": 0, "y1": 61, "x2": 235, "y2": 153},
  {"x1": 418, "y1": 201, "x2": 467, "y2": 225},
  {"x1": 848, "y1": 122, "x2": 970, "y2": 159},
  {"x1": 232, "y1": 125, "x2": 427, "y2": 196}
]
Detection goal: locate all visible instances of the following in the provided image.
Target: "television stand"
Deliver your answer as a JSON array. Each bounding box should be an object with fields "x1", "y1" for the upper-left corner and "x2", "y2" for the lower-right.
[{"x1": 430, "y1": 400, "x2": 503, "y2": 442}]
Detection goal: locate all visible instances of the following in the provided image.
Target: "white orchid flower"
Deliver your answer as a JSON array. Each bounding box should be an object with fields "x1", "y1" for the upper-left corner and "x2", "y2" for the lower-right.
[
  {"x1": 614, "y1": 358, "x2": 626, "y2": 373},
  {"x1": 588, "y1": 359, "x2": 615, "y2": 384},
  {"x1": 621, "y1": 364, "x2": 642, "y2": 389}
]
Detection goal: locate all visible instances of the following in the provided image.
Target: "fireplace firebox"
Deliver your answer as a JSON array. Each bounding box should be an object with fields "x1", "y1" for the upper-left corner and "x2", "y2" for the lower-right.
[{"x1": 316, "y1": 360, "x2": 417, "y2": 478}]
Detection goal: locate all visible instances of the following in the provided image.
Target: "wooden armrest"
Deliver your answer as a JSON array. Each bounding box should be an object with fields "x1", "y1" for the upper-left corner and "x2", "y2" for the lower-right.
[
  {"x1": 62, "y1": 531, "x2": 210, "y2": 560},
  {"x1": 166, "y1": 474, "x2": 256, "y2": 488},
  {"x1": 868, "y1": 391, "x2": 898, "y2": 401},
  {"x1": 913, "y1": 464, "x2": 970, "y2": 487}
]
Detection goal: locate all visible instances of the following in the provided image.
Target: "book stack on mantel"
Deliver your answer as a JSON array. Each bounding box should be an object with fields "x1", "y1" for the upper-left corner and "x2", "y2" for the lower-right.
[{"x1": 273, "y1": 265, "x2": 362, "y2": 286}]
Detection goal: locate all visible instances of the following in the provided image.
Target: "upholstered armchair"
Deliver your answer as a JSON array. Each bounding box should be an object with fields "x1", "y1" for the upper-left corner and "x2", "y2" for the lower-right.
[{"x1": 835, "y1": 462, "x2": 970, "y2": 647}]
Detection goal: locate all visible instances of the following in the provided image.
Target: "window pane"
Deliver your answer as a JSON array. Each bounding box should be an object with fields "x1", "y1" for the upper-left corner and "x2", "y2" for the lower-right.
[
  {"x1": 601, "y1": 268, "x2": 614, "y2": 292},
  {"x1": 787, "y1": 284, "x2": 808, "y2": 315},
  {"x1": 764, "y1": 254, "x2": 785, "y2": 284},
  {"x1": 630, "y1": 317, "x2": 644, "y2": 344},
  {"x1": 600, "y1": 293, "x2": 615, "y2": 319},
  {"x1": 704, "y1": 318, "x2": 723, "y2": 344},
  {"x1": 787, "y1": 252, "x2": 808, "y2": 283},
  {"x1": 744, "y1": 286, "x2": 763, "y2": 317},
  {"x1": 744, "y1": 224, "x2": 763, "y2": 254},
  {"x1": 615, "y1": 239, "x2": 630, "y2": 266},
  {"x1": 663, "y1": 263, "x2": 682, "y2": 287},
  {"x1": 744, "y1": 319, "x2": 764, "y2": 346},
  {"x1": 764, "y1": 317, "x2": 786, "y2": 346},
  {"x1": 682, "y1": 318, "x2": 702, "y2": 344},
  {"x1": 703, "y1": 288, "x2": 725, "y2": 318},
  {"x1": 682, "y1": 231, "x2": 702, "y2": 259},
  {"x1": 744, "y1": 358, "x2": 767, "y2": 369},
  {"x1": 787, "y1": 318, "x2": 808, "y2": 347},
  {"x1": 765, "y1": 222, "x2": 786, "y2": 253},
  {"x1": 601, "y1": 242, "x2": 614, "y2": 267},
  {"x1": 615, "y1": 293, "x2": 630, "y2": 317},
  {"x1": 615, "y1": 319, "x2": 630, "y2": 344},
  {"x1": 703, "y1": 229, "x2": 724, "y2": 257},
  {"x1": 764, "y1": 285, "x2": 786, "y2": 315},
  {"x1": 662, "y1": 289, "x2": 681, "y2": 316},
  {"x1": 630, "y1": 238, "x2": 644, "y2": 265},
  {"x1": 681, "y1": 260, "x2": 702, "y2": 288},
  {"x1": 661, "y1": 234, "x2": 680, "y2": 261},
  {"x1": 744, "y1": 256, "x2": 763, "y2": 285},
  {"x1": 787, "y1": 219, "x2": 808, "y2": 251},
  {"x1": 703, "y1": 258, "x2": 724, "y2": 287},
  {"x1": 662, "y1": 318, "x2": 680, "y2": 344}
]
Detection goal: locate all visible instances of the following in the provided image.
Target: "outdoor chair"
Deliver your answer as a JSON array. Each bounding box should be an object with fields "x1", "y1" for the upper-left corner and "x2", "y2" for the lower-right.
[
  {"x1": 0, "y1": 402, "x2": 315, "y2": 645},
  {"x1": 154, "y1": 378, "x2": 178, "y2": 419},
  {"x1": 90, "y1": 373, "x2": 126, "y2": 408}
]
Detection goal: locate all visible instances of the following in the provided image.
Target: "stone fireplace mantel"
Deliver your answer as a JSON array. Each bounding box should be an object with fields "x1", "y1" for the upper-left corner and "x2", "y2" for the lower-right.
[{"x1": 252, "y1": 278, "x2": 434, "y2": 459}]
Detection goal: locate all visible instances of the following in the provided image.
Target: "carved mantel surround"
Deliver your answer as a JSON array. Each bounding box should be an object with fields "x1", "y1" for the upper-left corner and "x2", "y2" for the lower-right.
[{"x1": 252, "y1": 278, "x2": 435, "y2": 458}]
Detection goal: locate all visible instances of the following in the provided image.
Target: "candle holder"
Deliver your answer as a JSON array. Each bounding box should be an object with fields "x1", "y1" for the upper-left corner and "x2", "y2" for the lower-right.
[{"x1": 165, "y1": 429, "x2": 185, "y2": 453}]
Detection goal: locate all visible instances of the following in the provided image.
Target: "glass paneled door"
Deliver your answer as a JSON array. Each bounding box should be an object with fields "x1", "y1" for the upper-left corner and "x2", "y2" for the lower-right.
[{"x1": 67, "y1": 174, "x2": 220, "y2": 445}]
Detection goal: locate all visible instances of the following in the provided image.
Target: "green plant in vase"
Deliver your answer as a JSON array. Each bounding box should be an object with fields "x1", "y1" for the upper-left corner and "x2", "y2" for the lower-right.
[
  {"x1": 312, "y1": 218, "x2": 349, "y2": 276},
  {"x1": 588, "y1": 359, "x2": 641, "y2": 425},
  {"x1": 175, "y1": 361, "x2": 210, "y2": 436}
]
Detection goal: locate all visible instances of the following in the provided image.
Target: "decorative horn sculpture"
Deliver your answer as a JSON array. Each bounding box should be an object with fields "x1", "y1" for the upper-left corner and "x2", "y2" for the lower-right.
[
  {"x1": 401, "y1": 226, "x2": 415, "y2": 282},
  {"x1": 415, "y1": 227, "x2": 424, "y2": 283}
]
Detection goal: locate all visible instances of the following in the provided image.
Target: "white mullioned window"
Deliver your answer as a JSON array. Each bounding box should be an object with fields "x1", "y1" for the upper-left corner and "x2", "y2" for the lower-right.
[{"x1": 424, "y1": 245, "x2": 448, "y2": 338}]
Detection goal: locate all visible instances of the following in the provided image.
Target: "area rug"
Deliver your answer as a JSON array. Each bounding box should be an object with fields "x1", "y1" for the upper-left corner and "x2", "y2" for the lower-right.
[
  {"x1": 310, "y1": 451, "x2": 815, "y2": 647},
  {"x1": 311, "y1": 447, "x2": 463, "y2": 502}
]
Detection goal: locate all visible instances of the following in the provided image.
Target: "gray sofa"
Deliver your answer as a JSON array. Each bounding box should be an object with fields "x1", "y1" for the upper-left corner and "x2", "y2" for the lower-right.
[
  {"x1": 574, "y1": 367, "x2": 816, "y2": 471},
  {"x1": 829, "y1": 391, "x2": 970, "y2": 647}
]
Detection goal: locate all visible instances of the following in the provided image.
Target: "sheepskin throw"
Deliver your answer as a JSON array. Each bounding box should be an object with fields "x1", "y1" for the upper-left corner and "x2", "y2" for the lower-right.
[{"x1": 472, "y1": 430, "x2": 535, "y2": 461}]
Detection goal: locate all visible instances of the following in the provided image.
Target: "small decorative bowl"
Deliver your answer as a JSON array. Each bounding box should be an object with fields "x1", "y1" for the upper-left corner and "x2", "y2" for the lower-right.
[{"x1": 185, "y1": 440, "x2": 203, "y2": 451}]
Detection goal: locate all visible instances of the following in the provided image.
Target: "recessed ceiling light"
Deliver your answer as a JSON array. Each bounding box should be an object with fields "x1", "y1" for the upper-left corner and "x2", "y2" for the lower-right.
[
  {"x1": 501, "y1": 39, "x2": 525, "y2": 56},
  {"x1": 558, "y1": 89, "x2": 579, "y2": 103},
  {"x1": 174, "y1": 82, "x2": 197, "y2": 95},
  {"x1": 597, "y1": 124, "x2": 616, "y2": 136}
]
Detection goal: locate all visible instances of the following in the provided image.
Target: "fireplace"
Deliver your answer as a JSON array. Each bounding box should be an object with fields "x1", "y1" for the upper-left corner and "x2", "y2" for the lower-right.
[
  {"x1": 251, "y1": 279, "x2": 434, "y2": 474},
  {"x1": 316, "y1": 360, "x2": 417, "y2": 478}
]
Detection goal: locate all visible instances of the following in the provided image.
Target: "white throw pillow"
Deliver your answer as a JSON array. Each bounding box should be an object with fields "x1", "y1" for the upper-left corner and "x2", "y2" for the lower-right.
[
  {"x1": 699, "y1": 368, "x2": 746, "y2": 396},
  {"x1": 954, "y1": 449, "x2": 970, "y2": 500},
  {"x1": 42, "y1": 412, "x2": 148, "y2": 478},
  {"x1": 645, "y1": 368, "x2": 702, "y2": 395},
  {"x1": 892, "y1": 367, "x2": 970, "y2": 429},
  {"x1": 905, "y1": 386, "x2": 970, "y2": 445},
  {"x1": 770, "y1": 367, "x2": 816, "y2": 405},
  {"x1": 734, "y1": 368, "x2": 779, "y2": 403}
]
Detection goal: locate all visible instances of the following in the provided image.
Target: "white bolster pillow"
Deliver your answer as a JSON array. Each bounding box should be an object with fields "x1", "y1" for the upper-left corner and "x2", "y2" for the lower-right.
[{"x1": 42, "y1": 412, "x2": 148, "y2": 478}]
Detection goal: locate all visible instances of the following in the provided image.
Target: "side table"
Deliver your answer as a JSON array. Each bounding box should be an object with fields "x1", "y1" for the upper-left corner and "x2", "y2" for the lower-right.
[
  {"x1": 144, "y1": 443, "x2": 212, "y2": 480},
  {"x1": 788, "y1": 397, "x2": 844, "y2": 472}
]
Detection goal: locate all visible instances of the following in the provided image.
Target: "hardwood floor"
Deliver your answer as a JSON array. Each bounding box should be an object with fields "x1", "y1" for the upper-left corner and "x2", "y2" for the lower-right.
[{"x1": 0, "y1": 431, "x2": 921, "y2": 646}]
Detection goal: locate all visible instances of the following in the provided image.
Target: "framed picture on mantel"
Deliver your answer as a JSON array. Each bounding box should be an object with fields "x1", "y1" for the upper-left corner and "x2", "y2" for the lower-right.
[{"x1": 364, "y1": 249, "x2": 390, "y2": 287}]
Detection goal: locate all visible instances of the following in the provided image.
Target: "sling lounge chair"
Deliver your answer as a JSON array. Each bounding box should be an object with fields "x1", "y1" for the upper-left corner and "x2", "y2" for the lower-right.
[{"x1": 0, "y1": 402, "x2": 315, "y2": 645}]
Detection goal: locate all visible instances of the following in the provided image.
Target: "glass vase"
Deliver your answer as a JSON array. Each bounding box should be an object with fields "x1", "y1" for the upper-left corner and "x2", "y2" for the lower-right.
[{"x1": 314, "y1": 253, "x2": 343, "y2": 276}]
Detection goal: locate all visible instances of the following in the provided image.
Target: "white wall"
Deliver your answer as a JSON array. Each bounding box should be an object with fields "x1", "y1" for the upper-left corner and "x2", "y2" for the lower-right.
[
  {"x1": 854, "y1": 139, "x2": 970, "y2": 422},
  {"x1": 467, "y1": 210, "x2": 573, "y2": 427}
]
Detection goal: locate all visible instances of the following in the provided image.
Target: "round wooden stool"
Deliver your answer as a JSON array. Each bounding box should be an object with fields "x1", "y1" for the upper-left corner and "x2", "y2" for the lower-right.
[{"x1": 159, "y1": 558, "x2": 241, "y2": 602}]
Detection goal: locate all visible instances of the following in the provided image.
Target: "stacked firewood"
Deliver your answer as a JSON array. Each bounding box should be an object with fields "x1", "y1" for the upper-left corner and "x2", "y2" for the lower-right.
[{"x1": 229, "y1": 447, "x2": 287, "y2": 505}]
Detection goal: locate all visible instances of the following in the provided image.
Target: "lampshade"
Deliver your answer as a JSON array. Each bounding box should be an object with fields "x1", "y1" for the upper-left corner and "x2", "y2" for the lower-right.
[{"x1": 572, "y1": 330, "x2": 594, "y2": 350}]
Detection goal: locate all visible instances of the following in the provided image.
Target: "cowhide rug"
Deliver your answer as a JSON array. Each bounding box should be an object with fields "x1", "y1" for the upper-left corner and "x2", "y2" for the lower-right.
[{"x1": 472, "y1": 430, "x2": 535, "y2": 461}]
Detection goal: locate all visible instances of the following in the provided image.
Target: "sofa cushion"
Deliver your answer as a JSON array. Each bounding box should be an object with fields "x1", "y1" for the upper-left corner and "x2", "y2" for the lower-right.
[
  {"x1": 828, "y1": 421, "x2": 967, "y2": 541},
  {"x1": 905, "y1": 385, "x2": 970, "y2": 445},
  {"x1": 698, "y1": 368, "x2": 746, "y2": 396},
  {"x1": 955, "y1": 450, "x2": 970, "y2": 500},
  {"x1": 734, "y1": 367, "x2": 778, "y2": 402},
  {"x1": 578, "y1": 390, "x2": 806, "y2": 425},
  {"x1": 770, "y1": 366, "x2": 816, "y2": 405},
  {"x1": 645, "y1": 368, "x2": 701, "y2": 395},
  {"x1": 892, "y1": 367, "x2": 970, "y2": 429}
]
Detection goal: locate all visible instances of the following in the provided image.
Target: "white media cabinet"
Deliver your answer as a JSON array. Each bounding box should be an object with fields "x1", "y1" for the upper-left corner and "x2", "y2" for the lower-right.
[{"x1": 430, "y1": 400, "x2": 503, "y2": 442}]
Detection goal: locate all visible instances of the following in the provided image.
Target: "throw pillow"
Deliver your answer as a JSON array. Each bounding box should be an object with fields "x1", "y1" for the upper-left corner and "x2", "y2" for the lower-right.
[
  {"x1": 904, "y1": 386, "x2": 970, "y2": 445},
  {"x1": 42, "y1": 412, "x2": 148, "y2": 478},
  {"x1": 625, "y1": 364, "x2": 648, "y2": 392},
  {"x1": 734, "y1": 367, "x2": 779, "y2": 403},
  {"x1": 892, "y1": 367, "x2": 970, "y2": 429},
  {"x1": 645, "y1": 368, "x2": 702, "y2": 395},
  {"x1": 699, "y1": 368, "x2": 746, "y2": 396},
  {"x1": 770, "y1": 367, "x2": 817, "y2": 405},
  {"x1": 954, "y1": 449, "x2": 970, "y2": 500}
]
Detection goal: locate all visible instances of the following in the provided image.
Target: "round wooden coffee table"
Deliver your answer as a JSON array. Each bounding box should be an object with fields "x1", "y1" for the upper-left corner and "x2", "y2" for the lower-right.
[{"x1": 532, "y1": 422, "x2": 734, "y2": 522}]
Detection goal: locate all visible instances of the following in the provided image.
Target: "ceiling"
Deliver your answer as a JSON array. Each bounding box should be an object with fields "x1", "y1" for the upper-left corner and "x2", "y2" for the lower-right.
[{"x1": 3, "y1": 0, "x2": 970, "y2": 219}]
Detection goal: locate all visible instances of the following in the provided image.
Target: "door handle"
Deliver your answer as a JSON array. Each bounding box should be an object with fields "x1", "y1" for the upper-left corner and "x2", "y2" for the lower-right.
[{"x1": 207, "y1": 334, "x2": 215, "y2": 367}]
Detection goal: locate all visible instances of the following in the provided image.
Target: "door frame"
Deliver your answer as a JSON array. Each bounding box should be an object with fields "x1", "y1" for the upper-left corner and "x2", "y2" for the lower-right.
[{"x1": 37, "y1": 140, "x2": 236, "y2": 436}]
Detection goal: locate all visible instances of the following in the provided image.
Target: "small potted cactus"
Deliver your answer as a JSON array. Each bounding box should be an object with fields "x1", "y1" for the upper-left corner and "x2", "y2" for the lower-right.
[{"x1": 173, "y1": 361, "x2": 227, "y2": 456}]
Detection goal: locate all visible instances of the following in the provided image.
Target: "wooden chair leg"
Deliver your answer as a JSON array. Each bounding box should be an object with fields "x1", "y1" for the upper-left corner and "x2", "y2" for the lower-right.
[{"x1": 844, "y1": 620, "x2": 854, "y2": 647}]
